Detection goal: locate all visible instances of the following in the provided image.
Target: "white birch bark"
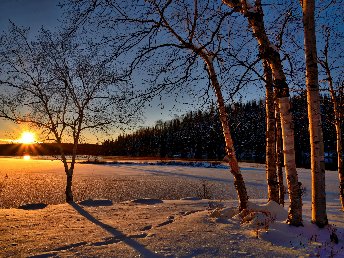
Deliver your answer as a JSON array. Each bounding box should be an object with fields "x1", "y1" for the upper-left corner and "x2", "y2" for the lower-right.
[
  {"x1": 275, "y1": 104, "x2": 285, "y2": 206},
  {"x1": 301, "y1": 0, "x2": 328, "y2": 226},
  {"x1": 264, "y1": 60, "x2": 279, "y2": 203},
  {"x1": 223, "y1": 0, "x2": 303, "y2": 225},
  {"x1": 202, "y1": 55, "x2": 248, "y2": 211}
]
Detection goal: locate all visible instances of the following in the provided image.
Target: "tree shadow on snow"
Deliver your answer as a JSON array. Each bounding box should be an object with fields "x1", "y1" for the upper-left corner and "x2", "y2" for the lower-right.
[
  {"x1": 126, "y1": 166, "x2": 266, "y2": 188},
  {"x1": 78, "y1": 199, "x2": 113, "y2": 206},
  {"x1": 69, "y1": 202, "x2": 159, "y2": 257},
  {"x1": 18, "y1": 203, "x2": 47, "y2": 210}
]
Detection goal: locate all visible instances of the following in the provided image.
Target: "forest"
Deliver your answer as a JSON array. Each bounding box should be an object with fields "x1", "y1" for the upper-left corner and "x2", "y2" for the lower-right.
[
  {"x1": 103, "y1": 93, "x2": 342, "y2": 169},
  {"x1": 0, "y1": 143, "x2": 101, "y2": 156}
]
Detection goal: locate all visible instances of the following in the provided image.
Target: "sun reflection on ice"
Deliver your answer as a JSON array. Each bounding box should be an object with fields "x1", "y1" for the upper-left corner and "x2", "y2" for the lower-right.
[{"x1": 23, "y1": 155, "x2": 31, "y2": 160}]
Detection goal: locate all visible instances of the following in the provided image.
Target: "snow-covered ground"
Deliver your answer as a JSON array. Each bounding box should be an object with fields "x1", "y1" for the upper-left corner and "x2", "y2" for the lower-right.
[{"x1": 0, "y1": 158, "x2": 343, "y2": 257}]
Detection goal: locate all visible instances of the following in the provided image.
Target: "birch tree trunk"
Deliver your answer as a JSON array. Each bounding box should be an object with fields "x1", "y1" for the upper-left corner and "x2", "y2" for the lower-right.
[
  {"x1": 279, "y1": 97, "x2": 303, "y2": 225},
  {"x1": 301, "y1": 0, "x2": 328, "y2": 226},
  {"x1": 222, "y1": 0, "x2": 303, "y2": 225},
  {"x1": 203, "y1": 54, "x2": 248, "y2": 211},
  {"x1": 264, "y1": 60, "x2": 279, "y2": 203},
  {"x1": 149, "y1": 1, "x2": 249, "y2": 211},
  {"x1": 275, "y1": 104, "x2": 285, "y2": 206}
]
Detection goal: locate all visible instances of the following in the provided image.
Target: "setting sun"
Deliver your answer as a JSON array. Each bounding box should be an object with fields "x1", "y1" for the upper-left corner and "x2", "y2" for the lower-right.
[{"x1": 19, "y1": 132, "x2": 36, "y2": 144}]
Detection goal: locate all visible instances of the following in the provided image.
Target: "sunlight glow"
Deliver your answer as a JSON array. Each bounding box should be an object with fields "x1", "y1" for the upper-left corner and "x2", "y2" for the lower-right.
[
  {"x1": 23, "y1": 155, "x2": 31, "y2": 160},
  {"x1": 19, "y1": 132, "x2": 36, "y2": 144}
]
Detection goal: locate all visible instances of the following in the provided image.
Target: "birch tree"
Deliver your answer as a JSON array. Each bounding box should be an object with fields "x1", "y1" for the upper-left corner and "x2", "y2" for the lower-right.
[
  {"x1": 227, "y1": 46, "x2": 281, "y2": 203},
  {"x1": 140, "y1": 0, "x2": 249, "y2": 210},
  {"x1": 0, "y1": 25, "x2": 134, "y2": 202},
  {"x1": 264, "y1": 60, "x2": 279, "y2": 203},
  {"x1": 299, "y1": 0, "x2": 328, "y2": 227},
  {"x1": 222, "y1": 0, "x2": 302, "y2": 226},
  {"x1": 275, "y1": 104, "x2": 285, "y2": 206}
]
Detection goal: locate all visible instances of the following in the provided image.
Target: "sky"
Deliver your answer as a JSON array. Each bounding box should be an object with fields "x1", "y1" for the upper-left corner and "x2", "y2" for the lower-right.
[
  {"x1": 0, "y1": 1, "x2": 341, "y2": 145},
  {"x1": 3, "y1": 1, "x2": 340, "y2": 144},
  {"x1": 0, "y1": 0, "x2": 265, "y2": 144},
  {"x1": 0, "y1": 0, "x2": 61, "y2": 32},
  {"x1": 0, "y1": 0, "x2": 64, "y2": 143}
]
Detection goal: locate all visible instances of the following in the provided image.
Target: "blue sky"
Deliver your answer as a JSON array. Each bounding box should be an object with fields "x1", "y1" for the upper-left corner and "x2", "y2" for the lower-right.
[
  {"x1": 3, "y1": 0, "x2": 341, "y2": 144},
  {"x1": 0, "y1": 0, "x2": 62, "y2": 143},
  {"x1": 0, "y1": 0, "x2": 265, "y2": 144},
  {"x1": 0, "y1": 0, "x2": 61, "y2": 33}
]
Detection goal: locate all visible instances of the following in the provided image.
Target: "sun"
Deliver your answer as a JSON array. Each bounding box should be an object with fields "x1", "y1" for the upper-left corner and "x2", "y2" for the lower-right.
[{"x1": 19, "y1": 132, "x2": 36, "y2": 144}]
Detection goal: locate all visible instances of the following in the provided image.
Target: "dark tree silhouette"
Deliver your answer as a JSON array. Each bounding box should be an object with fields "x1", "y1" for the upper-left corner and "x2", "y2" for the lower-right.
[{"x1": 0, "y1": 24, "x2": 136, "y2": 202}]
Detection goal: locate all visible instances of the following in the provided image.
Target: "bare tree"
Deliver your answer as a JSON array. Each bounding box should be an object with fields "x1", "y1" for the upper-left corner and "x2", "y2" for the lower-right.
[
  {"x1": 63, "y1": 0, "x2": 255, "y2": 210},
  {"x1": 230, "y1": 46, "x2": 281, "y2": 204},
  {"x1": 0, "y1": 24, "x2": 134, "y2": 202},
  {"x1": 142, "y1": 0, "x2": 250, "y2": 210},
  {"x1": 318, "y1": 27, "x2": 344, "y2": 211},
  {"x1": 222, "y1": 0, "x2": 302, "y2": 226}
]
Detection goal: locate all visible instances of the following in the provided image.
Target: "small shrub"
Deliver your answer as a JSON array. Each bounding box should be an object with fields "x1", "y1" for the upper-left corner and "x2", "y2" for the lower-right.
[{"x1": 197, "y1": 180, "x2": 212, "y2": 199}]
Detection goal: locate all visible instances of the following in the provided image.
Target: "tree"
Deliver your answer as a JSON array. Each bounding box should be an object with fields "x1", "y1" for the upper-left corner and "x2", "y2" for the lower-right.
[
  {"x1": 222, "y1": 0, "x2": 303, "y2": 226},
  {"x1": 318, "y1": 27, "x2": 344, "y2": 211},
  {"x1": 299, "y1": 0, "x2": 328, "y2": 226},
  {"x1": 0, "y1": 24, "x2": 134, "y2": 202},
  {"x1": 146, "y1": 0, "x2": 249, "y2": 210},
  {"x1": 64, "y1": 0, "x2": 252, "y2": 210},
  {"x1": 263, "y1": 60, "x2": 279, "y2": 203},
  {"x1": 226, "y1": 33, "x2": 280, "y2": 202},
  {"x1": 275, "y1": 103, "x2": 285, "y2": 206}
]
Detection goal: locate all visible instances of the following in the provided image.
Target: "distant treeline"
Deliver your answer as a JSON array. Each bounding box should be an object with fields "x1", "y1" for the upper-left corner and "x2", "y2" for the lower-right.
[
  {"x1": 0, "y1": 143, "x2": 101, "y2": 156},
  {"x1": 103, "y1": 93, "x2": 342, "y2": 169}
]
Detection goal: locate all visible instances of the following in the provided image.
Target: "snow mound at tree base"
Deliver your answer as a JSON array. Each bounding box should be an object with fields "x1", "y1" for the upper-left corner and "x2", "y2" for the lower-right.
[
  {"x1": 260, "y1": 219, "x2": 343, "y2": 256},
  {"x1": 210, "y1": 200, "x2": 287, "y2": 224},
  {"x1": 209, "y1": 200, "x2": 344, "y2": 257}
]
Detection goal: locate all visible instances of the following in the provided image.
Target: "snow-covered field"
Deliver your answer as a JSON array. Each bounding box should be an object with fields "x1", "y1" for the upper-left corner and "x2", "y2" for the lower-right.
[{"x1": 0, "y1": 158, "x2": 343, "y2": 257}]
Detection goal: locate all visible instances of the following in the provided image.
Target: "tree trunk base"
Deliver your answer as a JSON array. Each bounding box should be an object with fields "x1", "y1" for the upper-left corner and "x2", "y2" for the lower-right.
[
  {"x1": 233, "y1": 172, "x2": 248, "y2": 211},
  {"x1": 286, "y1": 219, "x2": 303, "y2": 227},
  {"x1": 66, "y1": 192, "x2": 74, "y2": 203},
  {"x1": 339, "y1": 181, "x2": 344, "y2": 211},
  {"x1": 65, "y1": 174, "x2": 73, "y2": 203},
  {"x1": 311, "y1": 219, "x2": 328, "y2": 228}
]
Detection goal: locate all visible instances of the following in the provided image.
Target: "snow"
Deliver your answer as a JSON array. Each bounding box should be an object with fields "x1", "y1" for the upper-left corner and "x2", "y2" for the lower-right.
[
  {"x1": 103, "y1": 160, "x2": 229, "y2": 169},
  {"x1": 0, "y1": 158, "x2": 343, "y2": 257}
]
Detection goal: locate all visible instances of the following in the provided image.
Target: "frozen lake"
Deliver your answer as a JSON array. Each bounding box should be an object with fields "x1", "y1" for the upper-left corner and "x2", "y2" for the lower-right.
[{"x1": 0, "y1": 157, "x2": 341, "y2": 212}]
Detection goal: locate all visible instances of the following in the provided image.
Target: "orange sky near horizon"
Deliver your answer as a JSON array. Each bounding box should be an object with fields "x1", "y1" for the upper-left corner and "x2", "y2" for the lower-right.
[{"x1": 0, "y1": 119, "x2": 113, "y2": 144}]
